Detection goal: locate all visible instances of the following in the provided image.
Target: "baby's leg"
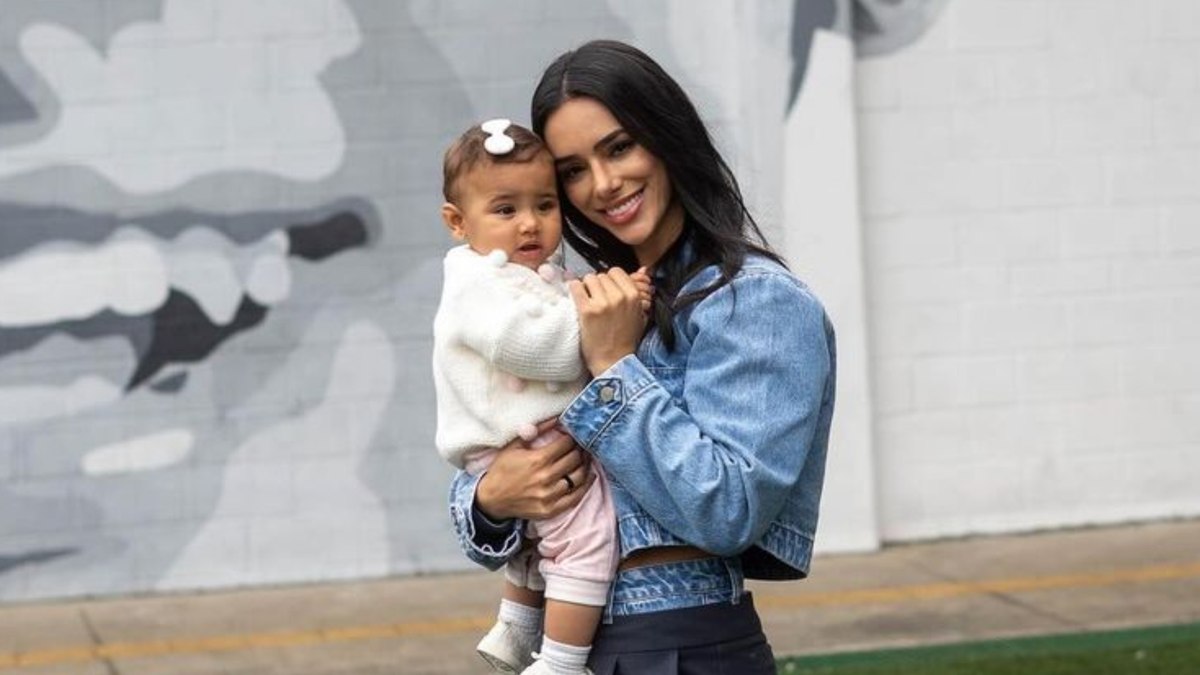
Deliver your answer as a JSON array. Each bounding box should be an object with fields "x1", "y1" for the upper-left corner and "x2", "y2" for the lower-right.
[
  {"x1": 543, "y1": 599, "x2": 602, "y2": 646},
  {"x1": 503, "y1": 540, "x2": 547, "y2": 604},
  {"x1": 530, "y1": 463, "x2": 617, "y2": 674},
  {"x1": 503, "y1": 579, "x2": 543, "y2": 608},
  {"x1": 531, "y1": 600, "x2": 602, "y2": 675},
  {"x1": 478, "y1": 545, "x2": 545, "y2": 673},
  {"x1": 500, "y1": 541, "x2": 545, "y2": 640},
  {"x1": 524, "y1": 424, "x2": 605, "y2": 645}
]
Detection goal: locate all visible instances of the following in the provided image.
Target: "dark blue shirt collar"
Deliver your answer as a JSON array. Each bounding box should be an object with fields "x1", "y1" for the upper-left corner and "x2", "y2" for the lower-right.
[{"x1": 651, "y1": 226, "x2": 697, "y2": 282}]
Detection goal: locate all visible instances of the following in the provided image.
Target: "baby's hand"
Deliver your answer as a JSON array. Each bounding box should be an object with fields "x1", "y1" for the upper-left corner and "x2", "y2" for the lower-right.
[{"x1": 631, "y1": 267, "x2": 654, "y2": 315}]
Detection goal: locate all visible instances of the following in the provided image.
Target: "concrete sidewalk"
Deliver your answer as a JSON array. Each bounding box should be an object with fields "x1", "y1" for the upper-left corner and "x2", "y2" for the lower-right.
[{"x1": 1, "y1": 519, "x2": 1198, "y2": 674}]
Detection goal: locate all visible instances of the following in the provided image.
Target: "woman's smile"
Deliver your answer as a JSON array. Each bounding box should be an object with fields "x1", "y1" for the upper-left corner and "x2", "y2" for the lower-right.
[{"x1": 602, "y1": 189, "x2": 644, "y2": 224}]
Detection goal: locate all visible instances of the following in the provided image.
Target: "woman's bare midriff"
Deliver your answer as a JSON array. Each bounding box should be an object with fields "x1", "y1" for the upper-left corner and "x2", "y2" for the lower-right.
[{"x1": 617, "y1": 545, "x2": 715, "y2": 572}]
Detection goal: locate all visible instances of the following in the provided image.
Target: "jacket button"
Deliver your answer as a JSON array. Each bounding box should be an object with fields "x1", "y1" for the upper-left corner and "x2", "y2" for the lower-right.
[{"x1": 599, "y1": 385, "x2": 616, "y2": 403}]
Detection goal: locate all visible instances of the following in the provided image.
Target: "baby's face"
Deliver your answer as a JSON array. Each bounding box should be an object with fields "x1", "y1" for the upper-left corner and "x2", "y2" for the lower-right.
[{"x1": 451, "y1": 154, "x2": 562, "y2": 270}]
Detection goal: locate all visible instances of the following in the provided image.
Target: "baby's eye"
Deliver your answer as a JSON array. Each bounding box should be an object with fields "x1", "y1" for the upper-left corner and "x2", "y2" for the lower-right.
[
  {"x1": 538, "y1": 199, "x2": 558, "y2": 213},
  {"x1": 494, "y1": 204, "x2": 516, "y2": 216}
]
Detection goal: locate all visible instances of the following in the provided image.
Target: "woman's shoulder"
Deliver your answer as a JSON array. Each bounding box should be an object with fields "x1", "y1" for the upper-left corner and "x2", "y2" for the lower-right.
[
  {"x1": 738, "y1": 252, "x2": 801, "y2": 282},
  {"x1": 679, "y1": 253, "x2": 834, "y2": 354},
  {"x1": 685, "y1": 252, "x2": 822, "y2": 308}
]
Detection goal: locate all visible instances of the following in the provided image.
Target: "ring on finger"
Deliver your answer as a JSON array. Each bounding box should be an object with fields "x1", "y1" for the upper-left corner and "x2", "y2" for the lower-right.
[{"x1": 561, "y1": 474, "x2": 575, "y2": 492}]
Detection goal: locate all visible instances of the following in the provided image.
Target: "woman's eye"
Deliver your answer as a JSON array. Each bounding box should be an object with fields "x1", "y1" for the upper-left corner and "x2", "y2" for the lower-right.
[
  {"x1": 559, "y1": 165, "x2": 583, "y2": 183},
  {"x1": 611, "y1": 139, "x2": 634, "y2": 156}
]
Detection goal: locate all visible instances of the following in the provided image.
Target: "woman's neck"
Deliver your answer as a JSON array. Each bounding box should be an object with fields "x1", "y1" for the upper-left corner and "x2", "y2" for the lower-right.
[{"x1": 634, "y1": 200, "x2": 686, "y2": 268}]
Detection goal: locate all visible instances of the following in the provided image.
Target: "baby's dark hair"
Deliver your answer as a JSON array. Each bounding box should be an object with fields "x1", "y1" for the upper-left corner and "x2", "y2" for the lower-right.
[{"x1": 442, "y1": 121, "x2": 546, "y2": 204}]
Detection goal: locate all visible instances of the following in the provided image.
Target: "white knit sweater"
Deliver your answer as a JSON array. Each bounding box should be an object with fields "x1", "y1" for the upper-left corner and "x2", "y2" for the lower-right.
[{"x1": 432, "y1": 245, "x2": 587, "y2": 468}]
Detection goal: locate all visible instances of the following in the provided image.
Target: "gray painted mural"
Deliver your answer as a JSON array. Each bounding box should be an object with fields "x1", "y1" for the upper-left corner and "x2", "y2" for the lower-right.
[
  {"x1": 788, "y1": 0, "x2": 947, "y2": 111},
  {"x1": 0, "y1": 0, "x2": 946, "y2": 601},
  {"x1": 852, "y1": 0, "x2": 950, "y2": 57},
  {"x1": 0, "y1": 0, "x2": 645, "y2": 602}
]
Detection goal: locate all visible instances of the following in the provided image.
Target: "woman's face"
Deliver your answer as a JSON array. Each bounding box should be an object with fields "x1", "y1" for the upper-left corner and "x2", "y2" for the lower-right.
[{"x1": 543, "y1": 97, "x2": 684, "y2": 268}]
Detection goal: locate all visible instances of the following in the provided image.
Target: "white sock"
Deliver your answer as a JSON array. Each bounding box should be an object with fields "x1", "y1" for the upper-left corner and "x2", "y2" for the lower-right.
[
  {"x1": 499, "y1": 598, "x2": 543, "y2": 639},
  {"x1": 538, "y1": 635, "x2": 591, "y2": 674}
]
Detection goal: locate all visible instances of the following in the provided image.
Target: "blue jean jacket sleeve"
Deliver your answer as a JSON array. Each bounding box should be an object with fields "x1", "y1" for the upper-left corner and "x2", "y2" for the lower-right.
[
  {"x1": 448, "y1": 468, "x2": 525, "y2": 570},
  {"x1": 560, "y1": 271, "x2": 832, "y2": 557}
]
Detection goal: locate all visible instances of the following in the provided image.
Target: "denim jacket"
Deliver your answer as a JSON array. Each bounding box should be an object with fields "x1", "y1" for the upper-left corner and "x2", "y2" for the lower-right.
[{"x1": 448, "y1": 248, "x2": 836, "y2": 588}]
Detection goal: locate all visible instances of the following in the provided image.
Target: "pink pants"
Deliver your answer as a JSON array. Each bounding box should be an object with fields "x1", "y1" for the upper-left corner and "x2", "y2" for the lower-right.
[{"x1": 466, "y1": 443, "x2": 617, "y2": 607}]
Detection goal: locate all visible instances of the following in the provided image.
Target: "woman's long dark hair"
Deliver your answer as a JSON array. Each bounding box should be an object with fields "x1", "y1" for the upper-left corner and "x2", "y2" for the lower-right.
[{"x1": 531, "y1": 40, "x2": 783, "y2": 349}]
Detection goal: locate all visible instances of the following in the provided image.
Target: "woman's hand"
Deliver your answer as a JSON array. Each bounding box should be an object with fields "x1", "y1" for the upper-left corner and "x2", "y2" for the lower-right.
[
  {"x1": 569, "y1": 267, "x2": 649, "y2": 375},
  {"x1": 476, "y1": 418, "x2": 594, "y2": 521}
]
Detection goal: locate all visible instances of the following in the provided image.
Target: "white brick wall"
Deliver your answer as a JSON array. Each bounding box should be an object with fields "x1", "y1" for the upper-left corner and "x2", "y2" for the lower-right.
[{"x1": 856, "y1": 0, "x2": 1200, "y2": 541}]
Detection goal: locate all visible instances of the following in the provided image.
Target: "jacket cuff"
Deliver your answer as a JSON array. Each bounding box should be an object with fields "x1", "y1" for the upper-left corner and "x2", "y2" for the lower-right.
[
  {"x1": 473, "y1": 506, "x2": 517, "y2": 545},
  {"x1": 560, "y1": 354, "x2": 654, "y2": 450},
  {"x1": 448, "y1": 470, "x2": 525, "y2": 569}
]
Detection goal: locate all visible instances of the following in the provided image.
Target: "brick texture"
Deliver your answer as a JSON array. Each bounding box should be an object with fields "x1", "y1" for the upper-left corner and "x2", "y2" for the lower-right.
[{"x1": 857, "y1": 0, "x2": 1200, "y2": 540}]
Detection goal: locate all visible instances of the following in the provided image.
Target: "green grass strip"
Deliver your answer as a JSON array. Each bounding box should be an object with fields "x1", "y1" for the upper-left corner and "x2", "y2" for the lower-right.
[{"x1": 776, "y1": 621, "x2": 1200, "y2": 675}]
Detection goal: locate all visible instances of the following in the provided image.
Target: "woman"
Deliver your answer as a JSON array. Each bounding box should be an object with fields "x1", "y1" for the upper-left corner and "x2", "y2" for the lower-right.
[{"x1": 449, "y1": 39, "x2": 836, "y2": 674}]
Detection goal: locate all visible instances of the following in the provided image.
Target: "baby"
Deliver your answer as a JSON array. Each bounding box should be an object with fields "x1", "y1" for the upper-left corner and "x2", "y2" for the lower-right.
[{"x1": 433, "y1": 119, "x2": 648, "y2": 675}]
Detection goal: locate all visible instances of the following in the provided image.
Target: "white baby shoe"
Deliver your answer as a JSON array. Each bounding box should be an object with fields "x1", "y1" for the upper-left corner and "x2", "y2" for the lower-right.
[{"x1": 476, "y1": 620, "x2": 538, "y2": 673}]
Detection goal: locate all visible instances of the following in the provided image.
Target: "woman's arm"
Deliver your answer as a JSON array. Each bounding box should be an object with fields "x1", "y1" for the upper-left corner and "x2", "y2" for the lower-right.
[
  {"x1": 448, "y1": 468, "x2": 524, "y2": 570},
  {"x1": 448, "y1": 420, "x2": 595, "y2": 567},
  {"x1": 562, "y1": 271, "x2": 834, "y2": 557},
  {"x1": 475, "y1": 423, "x2": 595, "y2": 521}
]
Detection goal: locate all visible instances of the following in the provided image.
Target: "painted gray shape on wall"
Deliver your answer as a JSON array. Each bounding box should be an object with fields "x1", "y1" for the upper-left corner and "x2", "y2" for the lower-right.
[
  {"x1": 0, "y1": 0, "x2": 158, "y2": 145},
  {"x1": 147, "y1": 370, "x2": 187, "y2": 394},
  {"x1": 0, "y1": 72, "x2": 35, "y2": 124},
  {"x1": 0, "y1": 548, "x2": 76, "y2": 574},
  {"x1": 0, "y1": 310, "x2": 149, "y2": 373},
  {"x1": 0, "y1": 200, "x2": 373, "y2": 387},
  {"x1": 788, "y1": 0, "x2": 839, "y2": 112},
  {"x1": 0, "y1": 201, "x2": 374, "y2": 263},
  {"x1": 789, "y1": 0, "x2": 950, "y2": 112},
  {"x1": 0, "y1": 333, "x2": 133, "y2": 393},
  {"x1": 0, "y1": 0, "x2": 398, "y2": 596},
  {"x1": 0, "y1": 0, "x2": 147, "y2": 51},
  {"x1": 853, "y1": 0, "x2": 950, "y2": 57}
]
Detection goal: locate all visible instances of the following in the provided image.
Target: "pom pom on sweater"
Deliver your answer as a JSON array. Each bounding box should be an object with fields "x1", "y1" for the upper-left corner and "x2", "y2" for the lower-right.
[{"x1": 487, "y1": 249, "x2": 508, "y2": 267}]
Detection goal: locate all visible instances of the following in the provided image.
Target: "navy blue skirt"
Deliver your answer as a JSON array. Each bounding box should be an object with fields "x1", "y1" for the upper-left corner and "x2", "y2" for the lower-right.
[{"x1": 587, "y1": 593, "x2": 776, "y2": 674}]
